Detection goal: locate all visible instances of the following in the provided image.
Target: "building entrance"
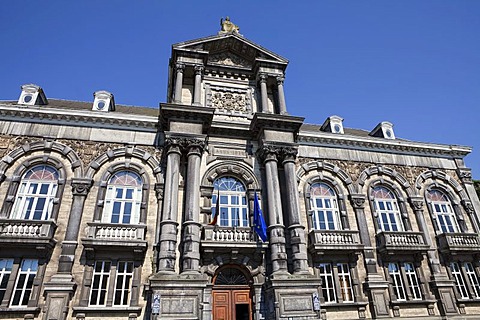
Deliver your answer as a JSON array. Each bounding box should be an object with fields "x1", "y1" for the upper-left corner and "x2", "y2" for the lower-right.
[{"x1": 212, "y1": 266, "x2": 253, "y2": 320}]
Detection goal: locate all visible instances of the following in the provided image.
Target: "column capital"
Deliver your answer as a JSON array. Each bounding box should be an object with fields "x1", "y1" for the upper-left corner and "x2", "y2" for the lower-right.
[
  {"x1": 71, "y1": 179, "x2": 93, "y2": 196},
  {"x1": 185, "y1": 138, "x2": 206, "y2": 156},
  {"x1": 350, "y1": 194, "x2": 366, "y2": 209},
  {"x1": 276, "y1": 75, "x2": 285, "y2": 85},
  {"x1": 194, "y1": 65, "x2": 204, "y2": 74},
  {"x1": 280, "y1": 146, "x2": 298, "y2": 163},
  {"x1": 409, "y1": 196, "x2": 425, "y2": 210},
  {"x1": 175, "y1": 63, "x2": 185, "y2": 73},
  {"x1": 164, "y1": 137, "x2": 183, "y2": 155},
  {"x1": 258, "y1": 73, "x2": 268, "y2": 83},
  {"x1": 256, "y1": 145, "x2": 280, "y2": 163}
]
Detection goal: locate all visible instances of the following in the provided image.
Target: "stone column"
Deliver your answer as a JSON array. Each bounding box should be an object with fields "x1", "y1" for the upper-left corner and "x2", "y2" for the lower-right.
[
  {"x1": 158, "y1": 138, "x2": 182, "y2": 273},
  {"x1": 173, "y1": 63, "x2": 185, "y2": 104},
  {"x1": 350, "y1": 194, "x2": 390, "y2": 318},
  {"x1": 280, "y1": 147, "x2": 308, "y2": 274},
  {"x1": 58, "y1": 178, "x2": 93, "y2": 273},
  {"x1": 463, "y1": 200, "x2": 480, "y2": 233},
  {"x1": 43, "y1": 178, "x2": 92, "y2": 320},
  {"x1": 193, "y1": 65, "x2": 203, "y2": 106},
  {"x1": 182, "y1": 139, "x2": 205, "y2": 273},
  {"x1": 276, "y1": 76, "x2": 287, "y2": 115},
  {"x1": 258, "y1": 73, "x2": 269, "y2": 113},
  {"x1": 258, "y1": 146, "x2": 288, "y2": 274}
]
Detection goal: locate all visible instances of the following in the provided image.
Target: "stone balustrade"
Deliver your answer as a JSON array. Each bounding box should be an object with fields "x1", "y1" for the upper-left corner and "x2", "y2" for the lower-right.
[
  {"x1": 85, "y1": 222, "x2": 146, "y2": 241},
  {"x1": 376, "y1": 231, "x2": 429, "y2": 255},
  {"x1": 308, "y1": 229, "x2": 364, "y2": 254},
  {"x1": 201, "y1": 226, "x2": 267, "y2": 255},
  {"x1": 0, "y1": 218, "x2": 56, "y2": 239},
  {"x1": 437, "y1": 232, "x2": 480, "y2": 254}
]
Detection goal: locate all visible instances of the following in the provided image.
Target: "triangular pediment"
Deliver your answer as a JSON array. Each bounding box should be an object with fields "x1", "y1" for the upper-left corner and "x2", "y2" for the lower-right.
[{"x1": 173, "y1": 33, "x2": 288, "y2": 67}]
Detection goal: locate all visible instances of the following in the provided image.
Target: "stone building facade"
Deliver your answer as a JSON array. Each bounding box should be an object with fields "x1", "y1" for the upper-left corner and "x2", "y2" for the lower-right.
[{"x1": 1, "y1": 25, "x2": 480, "y2": 320}]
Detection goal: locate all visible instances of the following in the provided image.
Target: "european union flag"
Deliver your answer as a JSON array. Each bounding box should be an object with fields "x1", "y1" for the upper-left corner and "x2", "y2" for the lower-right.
[{"x1": 253, "y1": 192, "x2": 268, "y2": 242}]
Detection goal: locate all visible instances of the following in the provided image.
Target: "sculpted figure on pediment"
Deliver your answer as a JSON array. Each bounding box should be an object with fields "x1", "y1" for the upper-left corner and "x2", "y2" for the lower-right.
[
  {"x1": 208, "y1": 52, "x2": 251, "y2": 68},
  {"x1": 220, "y1": 16, "x2": 240, "y2": 33}
]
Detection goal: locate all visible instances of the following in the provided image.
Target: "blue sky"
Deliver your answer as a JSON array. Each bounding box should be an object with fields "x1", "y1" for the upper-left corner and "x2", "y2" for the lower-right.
[{"x1": 1, "y1": 1, "x2": 479, "y2": 177}]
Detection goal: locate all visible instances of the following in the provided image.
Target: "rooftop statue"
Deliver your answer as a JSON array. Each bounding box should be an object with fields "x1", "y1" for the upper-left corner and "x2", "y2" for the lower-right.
[{"x1": 220, "y1": 16, "x2": 240, "y2": 33}]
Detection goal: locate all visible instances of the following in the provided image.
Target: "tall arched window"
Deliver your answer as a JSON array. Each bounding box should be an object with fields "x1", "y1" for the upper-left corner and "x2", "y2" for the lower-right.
[
  {"x1": 212, "y1": 177, "x2": 248, "y2": 227},
  {"x1": 426, "y1": 190, "x2": 459, "y2": 233},
  {"x1": 310, "y1": 183, "x2": 341, "y2": 230},
  {"x1": 11, "y1": 165, "x2": 59, "y2": 220},
  {"x1": 372, "y1": 186, "x2": 403, "y2": 232},
  {"x1": 102, "y1": 171, "x2": 142, "y2": 224}
]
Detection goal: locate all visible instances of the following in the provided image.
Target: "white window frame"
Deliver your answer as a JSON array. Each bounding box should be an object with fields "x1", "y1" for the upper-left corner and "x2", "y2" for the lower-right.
[
  {"x1": 318, "y1": 263, "x2": 355, "y2": 304},
  {"x1": 337, "y1": 263, "x2": 354, "y2": 302},
  {"x1": 388, "y1": 263, "x2": 407, "y2": 301},
  {"x1": 10, "y1": 259, "x2": 38, "y2": 307},
  {"x1": 404, "y1": 262, "x2": 422, "y2": 300},
  {"x1": 11, "y1": 165, "x2": 58, "y2": 220},
  {"x1": 0, "y1": 259, "x2": 13, "y2": 304},
  {"x1": 464, "y1": 262, "x2": 480, "y2": 299},
  {"x1": 373, "y1": 187, "x2": 403, "y2": 232},
  {"x1": 427, "y1": 190, "x2": 459, "y2": 233},
  {"x1": 310, "y1": 183, "x2": 341, "y2": 230},
  {"x1": 450, "y1": 262, "x2": 469, "y2": 299},
  {"x1": 113, "y1": 261, "x2": 134, "y2": 306},
  {"x1": 212, "y1": 177, "x2": 248, "y2": 228},
  {"x1": 102, "y1": 172, "x2": 142, "y2": 224},
  {"x1": 89, "y1": 261, "x2": 111, "y2": 306}
]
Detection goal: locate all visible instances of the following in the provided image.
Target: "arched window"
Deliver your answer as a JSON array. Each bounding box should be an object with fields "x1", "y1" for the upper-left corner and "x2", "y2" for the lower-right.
[
  {"x1": 102, "y1": 171, "x2": 142, "y2": 224},
  {"x1": 372, "y1": 186, "x2": 403, "y2": 232},
  {"x1": 11, "y1": 165, "x2": 59, "y2": 220},
  {"x1": 309, "y1": 183, "x2": 341, "y2": 230},
  {"x1": 212, "y1": 177, "x2": 248, "y2": 227},
  {"x1": 426, "y1": 190, "x2": 459, "y2": 233}
]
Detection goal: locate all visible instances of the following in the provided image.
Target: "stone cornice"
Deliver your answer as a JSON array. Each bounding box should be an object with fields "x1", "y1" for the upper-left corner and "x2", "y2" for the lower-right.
[
  {"x1": 0, "y1": 104, "x2": 157, "y2": 132},
  {"x1": 250, "y1": 112, "x2": 304, "y2": 139},
  {"x1": 159, "y1": 103, "x2": 214, "y2": 133},
  {"x1": 298, "y1": 131, "x2": 471, "y2": 158}
]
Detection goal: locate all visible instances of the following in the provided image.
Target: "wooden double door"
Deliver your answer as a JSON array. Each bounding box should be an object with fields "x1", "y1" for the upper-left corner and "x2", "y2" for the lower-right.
[{"x1": 213, "y1": 287, "x2": 252, "y2": 320}]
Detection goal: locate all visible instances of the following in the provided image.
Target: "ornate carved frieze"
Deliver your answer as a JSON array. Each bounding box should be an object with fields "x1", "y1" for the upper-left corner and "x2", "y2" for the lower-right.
[
  {"x1": 0, "y1": 135, "x2": 41, "y2": 158},
  {"x1": 205, "y1": 85, "x2": 252, "y2": 115},
  {"x1": 208, "y1": 52, "x2": 252, "y2": 68},
  {"x1": 328, "y1": 160, "x2": 370, "y2": 183}
]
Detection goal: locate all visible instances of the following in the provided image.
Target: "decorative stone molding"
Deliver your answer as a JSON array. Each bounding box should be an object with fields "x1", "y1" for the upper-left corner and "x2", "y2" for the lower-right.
[
  {"x1": 86, "y1": 146, "x2": 162, "y2": 182},
  {"x1": 202, "y1": 161, "x2": 258, "y2": 190},
  {"x1": 457, "y1": 168, "x2": 473, "y2": 184},
  {"x1": 154, "y1": 183, "x2": 164, "y2": 200},
  {"x1": 194, "y1": 65, "x2": 204, "y2": 74},
  {"x1": 462, "y1": 200, "x2": 475, "y2": 214},
  {"x1": 71, "y1": 179, "x2": 93, "y2": 196},
  {"x1": 175, "y1": 63, "x2": 185, "y2": 73},
  {"x1": 358, "y1": 165, "x2": 414, "y2": 198},
  {"x1": 416, "y1": 170, "x2": 469, "y2": 201},
  {"x1": 297, "y1": 160, "x2": 354, "y2": 193},
  {"x1": 409, "y1": 197, "x2": 425, "y2": 210},
  {"x1": 350, "y1": 194, "x2": 366, "y2": 209}
]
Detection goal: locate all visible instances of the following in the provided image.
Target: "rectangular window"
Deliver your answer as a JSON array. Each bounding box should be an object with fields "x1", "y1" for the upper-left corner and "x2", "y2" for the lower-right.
[
  {"x1": 319, "y1": 263, "x2": 336, "y2": 303},
  {"x1": 11, "y1": 259, "x2": 38, "y2": 307},
  {"x1": 113, "y1": 261, "x2": 134, "y2": 306},
  {"x1": 450, "y1": 262, "x2": 480, "y2": 300},
  {"x1": 387, "y1": 262, "x2": 423, "y2": 301},
  {"x1": 0, "y1": 259, "x2": 14, "y2": 303},
  {"x1": 318, "y1": 263, "x2": 355, "y2": 303},
  {"x1": 337, "y1": 263, "x2": 354, "y2": 302},
  {"x1": 89, "y1": 261, "x2": 111, "y2": 306},
  {"x1": 388, "y1": 263, "x2": 406, "y2": 301}
]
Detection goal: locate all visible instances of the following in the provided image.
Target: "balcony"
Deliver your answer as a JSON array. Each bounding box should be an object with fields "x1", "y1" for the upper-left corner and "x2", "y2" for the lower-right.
[
  {"x1": 376, "y1": 231, "x2": 429, "y2": 255},
  {"x1": 308, "y1": 229, "x2": 364, "y2": 255},
  {"x1": 81, "y1": 222, "x2": 147, "y2": 253},
  {"x1": 201, "y1": 226, "x2": 267, "y2": 256},
  {"x1": 0, "y1": 218, "x2": 57, "y2": 250},
  {"x1": 437, "y1": 233, "x2": 480, "y2": 255}
]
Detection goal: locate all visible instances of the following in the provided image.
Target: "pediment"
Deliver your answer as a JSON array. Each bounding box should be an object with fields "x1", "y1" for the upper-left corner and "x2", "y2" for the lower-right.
[{"x1": 173, "y1": 33, "x2": 288, "y2": 67}]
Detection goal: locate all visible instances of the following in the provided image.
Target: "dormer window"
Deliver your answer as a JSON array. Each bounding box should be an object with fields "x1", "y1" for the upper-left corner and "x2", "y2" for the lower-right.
[
  {"x1": 320, "y1": 115, "x2": 344, "y2": 134},
  {"x1": 92, "y1": 90, "x2": 115, "y2": 112},
  {"x1": 17, "y1": 84, "x2": 48, "y2": 106},
  {"x1": 369, "y1": 121, "x2": 395, "y2": 139}
]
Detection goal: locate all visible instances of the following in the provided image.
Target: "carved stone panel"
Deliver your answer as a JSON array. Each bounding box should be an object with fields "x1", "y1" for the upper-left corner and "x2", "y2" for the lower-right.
[{"x1": 205, "y1": 85, "x2": 252, "y2": 115}]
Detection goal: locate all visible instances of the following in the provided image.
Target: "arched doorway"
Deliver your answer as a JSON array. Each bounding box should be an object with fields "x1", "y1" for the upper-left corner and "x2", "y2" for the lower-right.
[{"x1": 212, "y1": 265, "x2": 253, "y2": 320}]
